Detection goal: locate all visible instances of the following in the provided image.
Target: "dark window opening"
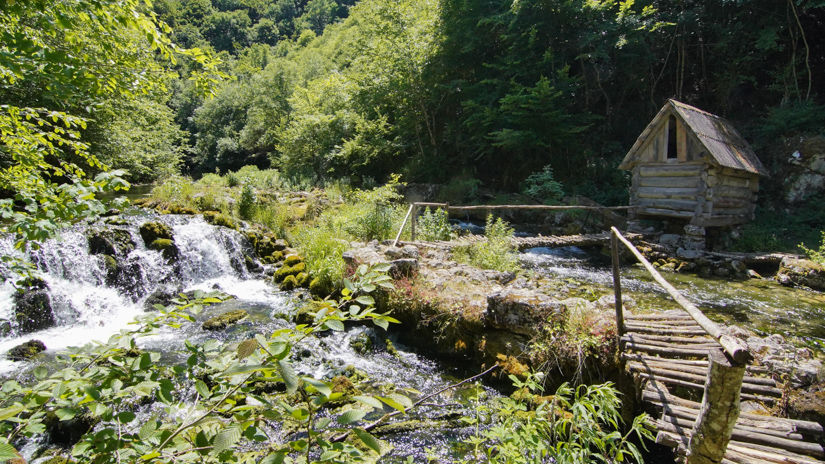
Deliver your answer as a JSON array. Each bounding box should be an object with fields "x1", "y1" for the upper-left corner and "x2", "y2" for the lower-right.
[{"x1": 667, "y1": 115, "x2": 678, "y2": 159}]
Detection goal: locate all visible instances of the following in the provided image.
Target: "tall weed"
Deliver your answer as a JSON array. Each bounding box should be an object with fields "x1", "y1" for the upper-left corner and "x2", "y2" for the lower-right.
[{"x1": 453, "y1": 215, "x2": 520, "y2": 273}]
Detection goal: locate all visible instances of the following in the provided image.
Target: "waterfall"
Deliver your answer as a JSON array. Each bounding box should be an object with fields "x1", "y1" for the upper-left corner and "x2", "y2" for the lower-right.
[{"x1": 0, "y1": 213, "x2": 268, "y2": 372}]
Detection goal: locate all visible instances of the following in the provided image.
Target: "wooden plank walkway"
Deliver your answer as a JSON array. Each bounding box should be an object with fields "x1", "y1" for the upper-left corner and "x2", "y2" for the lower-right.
[{"x1": 622, "y1": 310, "x2": 825, "y2": 463}]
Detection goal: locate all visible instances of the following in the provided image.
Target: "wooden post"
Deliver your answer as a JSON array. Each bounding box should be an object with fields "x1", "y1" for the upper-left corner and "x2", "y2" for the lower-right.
[
  {"x1": 410, "y1": 203, "x2": 417, "y2": 241},
  {"x1": 611, "y1": 230, "x2": 625, "y2": 337},
  {"x1": 393, "y1": 203, "x2": 416, "y2": 247},
  {"x1": 687, "y1": 349, "x2": 745, "y2": 464}
]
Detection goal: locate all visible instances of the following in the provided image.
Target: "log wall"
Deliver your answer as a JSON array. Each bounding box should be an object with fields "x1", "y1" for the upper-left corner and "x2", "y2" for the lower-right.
[{"x1": 630, "y1": 162, "x2": 759, "y2": 227}]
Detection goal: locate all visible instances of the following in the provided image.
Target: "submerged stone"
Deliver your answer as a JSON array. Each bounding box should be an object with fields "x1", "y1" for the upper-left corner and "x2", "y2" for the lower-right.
[
  {"x1": 88, "y1": 228, "x2": 136, "y2": 257},
  {"x1": 149, "y1": 238, "x2": 179, "y2": 261},
  {"x1": 14, "y1": 278, "x2": 55, "y2": 333},
  {"x1": 8, "y1": 339, "x2": 46, "y2": 361},
  {"x1": 202, "y1": 310, "x2": 248, "y2": 331}
]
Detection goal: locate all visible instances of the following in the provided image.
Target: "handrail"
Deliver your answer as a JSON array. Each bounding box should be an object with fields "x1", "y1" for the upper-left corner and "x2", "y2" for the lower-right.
[{"x1": 609, "y1": 226, "x2": 751, "y2": 364}]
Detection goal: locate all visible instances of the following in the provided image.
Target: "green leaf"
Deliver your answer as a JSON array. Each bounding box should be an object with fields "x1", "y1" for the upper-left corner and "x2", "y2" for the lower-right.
[
  {"x1": 354, "y1": 428, "x2": 381, "y2": 454},
  {"x1": 212, "y1": 425, "x2": 242, "y2": 455},
  {"x1": 324, "y1": 319, "x2": 345, "y2": 331},
  {"x1": 139, "y1": 420, "x2": 158, "y2": 440},
  {"x1": 377, "y1": 396, "x2": 406, "y2": 413},
  {"x1": 0, "y1": 443, "x2": 19, "y2": 461},
  {"x1": 277, "y1": 360, "x2": 299, "y2": 394},
  {"x1": 117, "y1": 411, "x2": 136, "y2": 423},
  {"x1": 55, "y1": 408, "x2": 78, "y2": 421},
  {"x1": 89, "y1": 403, "x2": 109, "y2": 417},
  {"x1": 221, "y1": 364, "x2": 274, "y2": 376},
  {"x1": 352, "y1": 396, "x2": 383, "y2": 409},
  {"x1": 84, "y1": 386, "x2": 101, "y2": 401},
  {"x1": 337, "y1": 409, "x2": 367, "y2": 424},
  {"x1": 33, "y1": 366, "x2": 48, "y2": 380},
  {"x1": 0, "y1": 405, "x2": 25, "y2": 421},
  {"x1": 260, "y1": 451, "x2": 286, "y2": 464},
  {"x1": 72, "y1": 441, "x2": 91, "y2": 457},
  {"x1": 319, "y1": 450, "x2": 341, "y2": 461},
  {"x1": 373, "y1": 318, "x2": 389, "y2": 330},
  {"x1": 372, "y1": 263, "x2": 392, "y2": 273},
  {"x1": 303, "y1": 377, "x2": 331, "y2": 397},
  {"x1": 195, "y1": 380, "x2": 210, "y2": 398},
  {"x1": 237, "y1": 339, "x2": 258, "y2": 360},
  {"x1": 355, "y1": 295, "x2": 375, "y2": 306},
  {"x1": 388, "y1": 393, "x2": 413, "y2": 409}
]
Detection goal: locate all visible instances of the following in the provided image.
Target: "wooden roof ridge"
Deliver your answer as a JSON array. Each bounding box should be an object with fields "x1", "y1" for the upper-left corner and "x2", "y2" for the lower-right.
[{"x1": 619, "y1": 99, "x2": 769, "y2": 176}]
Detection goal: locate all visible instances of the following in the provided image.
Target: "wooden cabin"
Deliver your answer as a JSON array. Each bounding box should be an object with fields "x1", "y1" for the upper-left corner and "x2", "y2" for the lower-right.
[{"x1": 619, "y1": 100, "x2": 768, "y2": 228}]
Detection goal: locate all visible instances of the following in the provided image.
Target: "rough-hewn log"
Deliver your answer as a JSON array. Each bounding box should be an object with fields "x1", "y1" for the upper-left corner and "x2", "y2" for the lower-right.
[
  {"x1": 637, "y1": 187, "x2": 700, "y2": 199},
  {"x1": 625, "y1": 314, "x2": 695, "y2": 320},
  {"x1": 710, "y1": 185, "x2": 753, "y2": 199},
  {"x1": 625, "y1": 353, "x2": 771, "y2": 374},
  {"x1": 639, "y1": 177, "x2": 702, "y2": 188},
  {"x1": 612, "y1": 228, "x2": 751, "y2": 363},
  {"x1": 627, "y1": 360, "x2": 777, "y2": 387},
  {"x1": 622, "y1": 333, "x2": 718, "y2": 344},
  {"x1": 712, "y1": 197, "x2": 752, "y2": 209},
  {"x1": 687, "y1": 349, "x2": 745, "y2": 464},
  {"x1": 640, "y1": 164, "x2": 705, "y2": 177},
  {"x1": 624, "y1": 338, "x2": 720, "y2": 350},
  {"x1": 664, "y1": 408, "x2": 804, "y2": 441},
  {"x1": 727, "y1": 442, "x2": 824, "y2": 464},
  {"x1": 637, "y1": 208, "x2": 697, "y2": 218},
  {"x1": 611, "y1": 232, "x2": 624, "y2": 337},
  {"x1": 625, "y1": 326, "x2": 710, "y2": 336},
  {"x1": 637, "y1": 198, "x2": 699, "y2": 211},
  {"x1": 642, "y1": 386, "x2": 822, "y2": 436},
  {"x1": 628, "y1": 361, "x2": 781, "y2": 395},
  {"x1": 625, "y1": 342, "x2": 715, "y2": 357}
]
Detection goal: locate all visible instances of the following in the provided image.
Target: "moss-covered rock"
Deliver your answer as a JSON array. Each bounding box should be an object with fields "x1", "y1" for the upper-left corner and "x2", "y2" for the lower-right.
[
  {"x1": 309, "y1": 277, "x2": 334, "y2": 298},
  {"x1": 350, "y1": 332, "x2": 373, "y2": 354},
  {"x1": 139, "y1": 221, "x2": 173, "y2": 245},
  {"x1": 261, "y1": 251, "x2": 284, "y2": 264},
  {"x1": 777, "y1": 257, "x2": 825, "y2": 291},
  {"x1": 149, "y1": 238, "x2": 180, "y2": 261},
  {"x1": 8, "y1": 339, "x2": 46, "y2": 361},
  {"x1": 203, "y1": 211, "x2": 237, "y2": 229},
  {"x1": 295, "y1": 272, "x2": 310, "y2": 287},
  {"x1": 14, "y1": 278, "x2": 55, "y2": 333},
  {"x1": 331, "y1": 375, "x2": 360, "y2": 397},
  {"x1": 280, "y1": 275, "x2": 298, "y2": 291},
  {"x1": 273, "y1": 262, "x2": 306, "y2": 283},
  {"x1": 44, "y1": 410, "x2": 99, "y2": 447},
  {"x1": 88, "y1": 229, "x2": 136, "y2": 256},
  {"x1": 284, "y1": 255, "x2": 303, "y2": 266},
  {"x1": 202, "y1": 310, "x2": 248, "y2": 331},
  {"x1": 168, "y1": 205, "x2": 198, "y2": 215}
]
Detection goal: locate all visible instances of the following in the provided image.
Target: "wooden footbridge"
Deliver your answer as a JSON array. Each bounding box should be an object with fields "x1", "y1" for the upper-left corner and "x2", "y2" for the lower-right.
[{"x1": 610, "y1": 228, "x2": 825, "y2": 464}]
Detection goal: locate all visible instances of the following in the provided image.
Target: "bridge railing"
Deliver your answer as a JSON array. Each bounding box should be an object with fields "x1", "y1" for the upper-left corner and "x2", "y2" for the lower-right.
[
  {"x1": 610, "y1": 226, "x2": 751, "y2": 464},
  {"x1": 392, "y1": 202, "x2": 634, "y2": 247}
]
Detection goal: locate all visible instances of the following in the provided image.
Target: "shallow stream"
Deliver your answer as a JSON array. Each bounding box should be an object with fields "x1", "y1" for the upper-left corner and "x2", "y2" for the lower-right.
[{"x1": 522, "y1": 246, "x2": 825, "y2": 353}]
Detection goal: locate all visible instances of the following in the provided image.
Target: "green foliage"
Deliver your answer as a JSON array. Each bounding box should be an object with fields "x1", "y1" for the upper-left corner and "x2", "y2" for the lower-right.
[
  {"x1": 800, "y1": 232, "x2": 825, "y2": 265},
  {"x1": 437, "y1": 176, "x2": 482, "y2": 204},
  {"x1": 416, "y1": 207, "x2": 453, "y2": 242},
  {"x1": 453, "y1": 215, "x2": 520, "y2": 273},
  {"x1": 0, "y1": 267, "x2": 400, "y2": 463},
  {"x1": 238, "y1": 184, "x2": 257, "y2": 220},
  {"x1": 462, "y1": 373, "x2": 652, "y2": 464},
  {"x1": 753, "y1": 100, "x2": 825, "y2": 148},
  {"x1": 0, "y1": 0, "x2": 222, "y2": 250},
  {"x1": 522, "y1": 165, "x2": 564, "y2": 204}
]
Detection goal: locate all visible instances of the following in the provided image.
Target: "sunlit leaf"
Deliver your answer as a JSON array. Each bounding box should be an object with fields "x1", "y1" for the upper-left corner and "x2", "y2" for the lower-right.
[{"x1": 337, "y1": 409, "x2": 367, "y2": 424}]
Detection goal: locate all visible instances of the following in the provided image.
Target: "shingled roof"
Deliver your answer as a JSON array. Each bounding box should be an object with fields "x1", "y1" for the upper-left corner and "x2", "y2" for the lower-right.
[{"x1": 619, "y1": 100, "x2": 769, "y2": 176}]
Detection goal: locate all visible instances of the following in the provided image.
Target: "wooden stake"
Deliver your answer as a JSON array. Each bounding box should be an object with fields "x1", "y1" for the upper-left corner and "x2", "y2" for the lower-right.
[
  {"x1": 688, "y1": 350, "x2": 745, "y2": 464},
  {"x1": 611, "y1": 230, "x2": 624, "y2": 337}
]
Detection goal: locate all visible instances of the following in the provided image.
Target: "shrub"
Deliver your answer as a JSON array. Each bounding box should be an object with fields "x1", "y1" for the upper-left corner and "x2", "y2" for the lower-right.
[
  {"x1": 238, "y1": 183, "x2": 257, "y2": 220},
  {"x1": 801, "y1": 231, "x2": 825, "y2": 265},
  {"x1": 438, "y1": 176, "x2": 481, "y2": 204},
  {"x1": 416, "y1": 207, "x2": 453, "y2": 242},
  {"x1": 453, "y1": 215, "x2": 520, "y2": 273},
  {"x1": 463, "y1": 373, "x2": 652, "y2": 464},
  {"x1": 522, "y1": 165, "x2": 564, "y2": 204},
  {"x1": 294, "y1": 227, "x2": 348, "y2": 292}
]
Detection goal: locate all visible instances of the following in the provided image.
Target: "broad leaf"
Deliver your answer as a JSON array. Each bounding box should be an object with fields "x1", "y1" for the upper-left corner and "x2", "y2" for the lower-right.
[
  {"x1": 354, "y1": 428, "x2": 382, "y2": 454},
  {"x1": 337, "y1": 409, "x2": 367, "y2": 424},
  {"x1": 237, "y1": 339, "x2": 258, "y2": 360},
  {"x1": 212, "y1": 425, "x2": 242, "y2": 454},
  {"x1": 277, "y1": 360, "x2": 299, "y2": 394},
  {"x1": 352, "y1": 396, "x2": 383, "y2": 409},
  {"x1": 303, "y1": 377, "x2": 331, "y2": 397}
]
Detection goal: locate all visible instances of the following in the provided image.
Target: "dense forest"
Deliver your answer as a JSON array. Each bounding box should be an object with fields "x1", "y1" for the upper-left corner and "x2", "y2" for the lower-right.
[{"x1": 2, "y1": 0, "x2": 825, "y2": 244}]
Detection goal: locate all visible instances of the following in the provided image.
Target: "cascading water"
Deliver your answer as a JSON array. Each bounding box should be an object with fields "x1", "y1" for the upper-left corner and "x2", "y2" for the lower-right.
[{"x1": 0, "y1": 211, "x2": 498, "y2": 462}]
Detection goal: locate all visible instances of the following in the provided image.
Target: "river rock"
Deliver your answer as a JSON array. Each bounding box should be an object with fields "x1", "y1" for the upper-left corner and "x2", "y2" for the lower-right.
[
  {"x1": 676, "y1": 248, "x2": 703, "y2": 260},
  {"x1": 138, "y1": 221, "x2": 173, "y2": 245},
  {"x1": 485, "y1": 289, "x2": 563, "y2": 336},
  {"x1": 148, "y1": 238, "x2": 179, "y2": 262},
  {"x1": 560, "y1": 297, "x2": 596, "y2": 312},
  {"x1": 659, "y1": 234, "x2": 681, "y2": 247},
  {"x1": 389, "y1": 259, "x2": 418, "y2": 278},
  {"x1": 776, "y1": 257, "x2": 825, "y2": 291},
  {"x1": 144, "y1": 286, "x2": 184, "y2": 310},
  {"x1": 595, "y1": 295, "x2": 636, "y2": 310},
  {"x1": 746, "y1": 269, "x2": 763, "y2": 279},
  {"x1": 88, "y1": 228, "x2": 136, "y2": 257},
  {"x1": 14, "y1": 278, "x2": 55, "y2": 333},
  {"x1": 730, "y1": 260, "x2": 747, "y2": 273},
  {"x1": 747, "y1": 334, "x2": 822, "y2": 387},
  {"x1": 7, "y1": 339, "x2": 46, "y2": 361},
  {"x1": 202, "y1": 310, "x2": 248, "y2": 331}
]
